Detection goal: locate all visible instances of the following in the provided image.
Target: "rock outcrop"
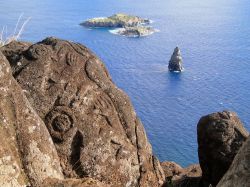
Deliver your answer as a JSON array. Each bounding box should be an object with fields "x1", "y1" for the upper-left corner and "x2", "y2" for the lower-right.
[
  {"x1": 81, "y1": 13, "x2": 157, "y2": 37},
  {"x1": 3, "y1": 37, "x2": 250, "y2": 187},
  {"x1": 1, "y1": 40, "x2": 31, "y2": 66},
  {"x1": 81, "y1": 13, "x2": 150, "y2": 28},
  {"x1": 161, "y1": 161, "x2": 183, "y2": 179},
  {"x1": 3, "y1": 37, "x2": 165, "y2": 187},
  {"x1": 161, "y1": 162, "x2": 201, "y2": 187},
  {"x1": 0, "y1": 47, "x2": 109, "y2": 187},
  {"x1": 217, "y1": 136, "x2": 250, "y2": 187},
  {"x1": 197, "y1": 111, "x2": 249, "y2": 187},
  {"x1": 115, "y1": 26, "x2": 155, "y2": 37},
  {"x1": 168, "y1": 47, "x2": 184, "y2": 72},
  {"x1": 0, "y1": 50, "x2": 63, "y2": 186}
]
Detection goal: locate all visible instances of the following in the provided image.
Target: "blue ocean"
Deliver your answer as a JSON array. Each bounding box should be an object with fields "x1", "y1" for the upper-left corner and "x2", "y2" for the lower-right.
[{"x1": 1, "y1": 0, "x2": 250, "y2": 167}]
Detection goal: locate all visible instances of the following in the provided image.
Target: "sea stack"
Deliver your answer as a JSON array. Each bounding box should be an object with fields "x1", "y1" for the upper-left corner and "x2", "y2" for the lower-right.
[{"x1": 168, "y1": 47, "x2": 184, "y2": 72}]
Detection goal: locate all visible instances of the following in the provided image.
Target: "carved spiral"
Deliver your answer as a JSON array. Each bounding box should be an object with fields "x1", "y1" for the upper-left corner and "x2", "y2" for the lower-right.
[
  {"x1": 45, "y1": 106, "x2": 76, "y2": 142},
  {"x1": 27, "y1": 44, "x2": 49, "y2": 60}
]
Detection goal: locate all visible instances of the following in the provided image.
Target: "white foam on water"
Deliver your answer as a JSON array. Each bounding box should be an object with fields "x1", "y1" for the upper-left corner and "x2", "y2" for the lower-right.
[
  {"x1": 109, "y1": 28, "x2": 158, "y2": 37},
  {"x1": 109, "y1": 28, "x2": 125, "y2": 35}
]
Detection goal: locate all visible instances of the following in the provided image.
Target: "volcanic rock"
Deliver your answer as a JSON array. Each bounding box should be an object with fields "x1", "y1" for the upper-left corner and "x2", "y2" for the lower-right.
[
  {"x1": 197, "y1": 111, "x2": 249, "y2": 187},
  {"x1": 0, "y1": 50, "x2": 108, "y2": 187},
  {"x1": 7, "y1": 37, "x2": 165, "y2": 187},
  {"x1": 161, "y1": 161, "x2": 183, "y2": 179},
  {"x1": 0, "y1": 40, "x2": 31, "y2": 68},
  {"x1": 217, "y1": 136, "x2": 250, "y2": 187},
  {"x1": 0, "y1": 50, "x2": 63, "y2": 186},
  {"x1": 168, "y1": 47, "x2": 184, "y2": 72},
  {"x1": 161, "y1": 162, "x2": 201, "y2": 187}
]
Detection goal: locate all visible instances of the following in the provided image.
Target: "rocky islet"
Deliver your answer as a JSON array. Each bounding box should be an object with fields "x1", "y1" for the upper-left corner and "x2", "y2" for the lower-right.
[
  {"x1": 81, "y1": 13, "x2": 157, "y2": 37},
  {"x1": 168, "y1": 47, "x2": 184, "y2": 72}
]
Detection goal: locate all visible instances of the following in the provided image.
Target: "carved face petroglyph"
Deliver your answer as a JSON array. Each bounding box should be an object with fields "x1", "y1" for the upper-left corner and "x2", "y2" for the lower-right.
[{"x1": 14, "y1": 38, "x2": 140, "y2": 185}]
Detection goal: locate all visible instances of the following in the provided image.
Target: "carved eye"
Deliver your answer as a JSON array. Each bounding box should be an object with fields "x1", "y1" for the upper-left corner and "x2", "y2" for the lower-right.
[
  {"x1": 52, "y1": 114, "x2": 73, "y2": 132},
  {"x1": 45, "y1": 106, "x2": 76, "y2": 142},
  {"x1": 26, "y1": 44, "x2": 49, "y2": 60}
]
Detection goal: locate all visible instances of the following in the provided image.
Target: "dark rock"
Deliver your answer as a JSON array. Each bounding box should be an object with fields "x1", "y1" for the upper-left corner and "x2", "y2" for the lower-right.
[
  {"x1": 217, "y1": 136, "x2": 250, "y2": 187},
  {"x1": 7, "y1": 37, "x2": 165, "y2": 187},
  {"x1": 169, "y1": 177, "x2": 201, "y2": 187},
  {"x1": 197, "y1": 111, "x2": 249, "y2": 187},
  {"x1": 0, "y1": 40, "x2": 31, "y2": 70},
  {"x1": 168, "y1": 47, "x2": 184, "y2": 72}
]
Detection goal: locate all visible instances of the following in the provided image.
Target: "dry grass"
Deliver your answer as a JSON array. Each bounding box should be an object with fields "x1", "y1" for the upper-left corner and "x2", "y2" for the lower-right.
[{"x1": 0, "y1": 14, "x2": 31, "y2": 47}]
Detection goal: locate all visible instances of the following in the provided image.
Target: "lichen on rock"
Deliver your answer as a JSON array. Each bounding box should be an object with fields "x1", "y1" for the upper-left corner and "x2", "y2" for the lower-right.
[{"x1": 1, "y1": 37, "x2": 165, "y2": 187}]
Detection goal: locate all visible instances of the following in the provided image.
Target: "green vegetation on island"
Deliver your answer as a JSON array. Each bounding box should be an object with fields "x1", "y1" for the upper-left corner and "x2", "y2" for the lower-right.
[
  {"x1": 81, "y1": 13, "x2": 150, "y2": 28},
  {"x1": 80, "y1": 13, "x2": 157, "y2": 37}
]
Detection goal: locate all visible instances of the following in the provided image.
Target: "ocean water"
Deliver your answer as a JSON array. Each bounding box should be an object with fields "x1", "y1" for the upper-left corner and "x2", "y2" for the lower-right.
[{"x1": 1, "y1": 0, "x2": 250, "y2": 167}]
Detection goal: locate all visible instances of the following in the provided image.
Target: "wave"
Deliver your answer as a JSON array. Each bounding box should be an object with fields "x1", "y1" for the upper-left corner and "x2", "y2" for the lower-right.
[
  {"x1": 109, "y1": 28, "x2": 124, "y2": 35},
  {"x1": 108, "y1": 28, "x2": 159, "y2": 37}
]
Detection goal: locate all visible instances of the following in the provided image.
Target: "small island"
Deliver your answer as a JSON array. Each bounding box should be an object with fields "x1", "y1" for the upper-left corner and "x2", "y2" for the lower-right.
[
  {"x1": 168, "y1": 47, "x2": 184, "y2": 72},
  {"x1": 114, "y1": 26, "x2": 155, "y2": 37},
  {"x1": 80, "y1": 13, "x2": 157, "y2": 37}
]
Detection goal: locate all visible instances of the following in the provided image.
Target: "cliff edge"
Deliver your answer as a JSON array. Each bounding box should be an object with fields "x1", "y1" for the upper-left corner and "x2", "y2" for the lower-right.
[{"x1": 0, "y1": 37, "x2": 165, "y2": 187}]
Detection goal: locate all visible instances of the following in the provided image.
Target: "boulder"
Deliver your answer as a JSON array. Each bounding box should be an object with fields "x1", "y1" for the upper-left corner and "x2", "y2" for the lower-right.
[
  {"x1": 161, "y1": 162, "x2": 201, "y2": 187},
  {"x1": 7, "y1": 37, "x2": 165, "y2": 187},
  {"x1": 168, "y1": 47, "x2": 184, "y2": 72},
  {"x1": 197, "y1": 111, "x2": 249, "y2": 186},
  {"x1": 161, "y1": 161, "x2": 183, "y2": 179},
  {"x1": 0, "y1": 49, "x2": 108, "y2": 187},
  {"x1": 217, "y1": 136, "x2": 250, "y2": 187}
]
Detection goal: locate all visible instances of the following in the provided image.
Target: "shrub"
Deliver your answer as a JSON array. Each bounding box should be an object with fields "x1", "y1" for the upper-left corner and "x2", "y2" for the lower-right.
[{"x1": 0, "y1": 14, "x2": 31, "y2": 47}]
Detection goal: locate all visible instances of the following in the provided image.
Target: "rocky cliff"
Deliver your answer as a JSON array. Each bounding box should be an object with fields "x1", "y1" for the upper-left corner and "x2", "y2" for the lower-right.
[
  {"x1": 0, "y1": 49, "x2": 107, "y2": 187},
  {"x1": 0, "y1": 38, "x2": 164, "y2": 187},
  {"x1": 0, "y1": 38, "x2": 250, "y2": 187}
]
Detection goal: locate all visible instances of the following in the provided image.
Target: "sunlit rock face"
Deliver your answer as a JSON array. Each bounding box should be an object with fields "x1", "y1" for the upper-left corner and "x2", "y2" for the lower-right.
[
  {"x1": 6, "y1": 37, "x2": 165, "y2": 187},
  {"x1": 0, "y1": 51, "x2": 64, "y2": 187}
]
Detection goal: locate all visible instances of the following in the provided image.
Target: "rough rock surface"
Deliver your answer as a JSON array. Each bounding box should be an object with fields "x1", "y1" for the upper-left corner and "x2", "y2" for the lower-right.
[
  {"x1": 168, "y1": 47, "x2": 183, "y2": 72},
  {"x1": 44, "y1": 178, "x2": 109, "y2": 187},
  {"x1": 0, "y1": 50, "x2": 63, "y2": 186},
  {"x1": 161, "y1": 161, "x2": 183, "y2": 179},
  {"x1": 197, "y1": 111, "x2": 249, "y2": 187},
  {"x1": 161, "y1": 162, "x2": 201, "y2": 187},
  {"x1": 0, "y1": 40, "x2": 31, "y2": 67},
  {"x1": 217, "y1": 136, "x2": 250, "y2": 187},
  {"x1": 0, "y1": 50, "x2": 108, "y2": 187},
  {"x1": 7, "y1": 37, "x2": 165, "y2": 187}
]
